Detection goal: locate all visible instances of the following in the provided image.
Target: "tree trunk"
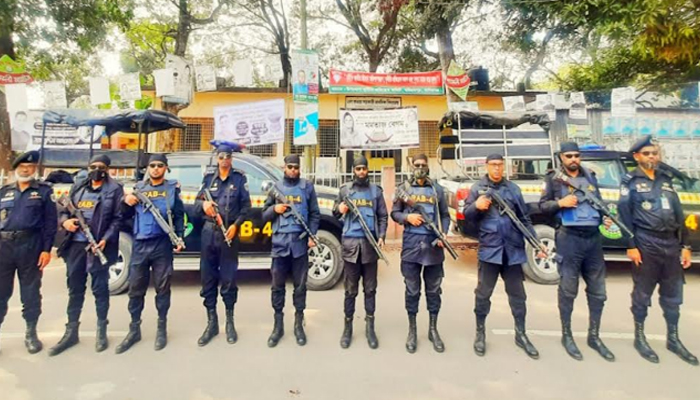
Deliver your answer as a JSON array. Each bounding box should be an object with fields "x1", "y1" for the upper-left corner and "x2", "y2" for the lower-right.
[
  {"x1": 174, "y1": 0, "x2": 191, "y2": 57},
  {"x1": 1, "y1": 24, "x2": 16, "y2": 172},
  {"x1": 280, "y1": 52, "x2": 292, "y2": 88},
  {"x1": 436, "y1": 25, "x2": 460, "y2": 103},
  {"x1": 368, "y1": 51, "x2": 380, "y2": 73}
]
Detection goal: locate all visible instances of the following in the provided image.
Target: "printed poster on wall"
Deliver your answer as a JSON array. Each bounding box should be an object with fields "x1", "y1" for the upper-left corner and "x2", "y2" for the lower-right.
[
  {"x1": 339, "y1": 107, "x2": 419, "y2": 150},
  {"x1": 214, "y1": 99, "x2": 285, "y2": 147},
  {"x1": 43, "y1": 81, "x2": 67, "y2": 109},
  {"x1": 568, "y1": 92, "x2": 587, "y2": 120},
  {"x1": 119, "y1": 73, "x2": 142, "y2": 101},
  {"x1": 294, "y1": 102, "x2": 319, "y2": 146},
  {"x1": 195, "y1": 65, "x2": 217, "y2": 92},
  {"x1": 163, "y1": 54, "x2": 193, "y2": 104},
  {"x1": 535, "y1": 94, "x2": 556, "y2": 120},
  {"x1": 502, "y1": 96, "x2": 526, "y2": 112},
  {"x1": 611, "y1": 87, "x2": 636, "y2": 117},
  {"x1": 292, "y1": 49, "x2": 319, "y2": 102}
]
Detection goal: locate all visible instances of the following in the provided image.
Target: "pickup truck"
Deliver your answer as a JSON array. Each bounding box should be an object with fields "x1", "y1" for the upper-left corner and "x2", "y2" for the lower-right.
[
  {"x1": 49, "y1": 150, "x2": 345, "y2": 294},
  {"x1": 436, "y1": 112, "x2": 700, "y2": 284}
]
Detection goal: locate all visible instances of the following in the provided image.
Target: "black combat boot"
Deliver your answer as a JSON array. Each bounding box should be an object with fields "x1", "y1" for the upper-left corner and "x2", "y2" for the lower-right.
[
  {"x1": 666, "y1": 323, "x2": 699, "y2": 366},
  {"x1": 24, "y1": 321, "x2": 43, "y2": 354},
  {"x1": 115, "y1": 320, "x2": 141, "y2": 354},
  {"x1": 267, "y1": 312, "x2": 284, "y2": 347},
  {"x1": 428, "y1": 313, "x2": 445, "y2": 353},
  {"x1": 515, "y1": 321, "x2": 539, "y2": 359},
  {"x1": 588, "y1": 317, "x2": 615, "y2": 361},
  {"x1": 48, "y1": 322, "x2": 80, "y2": 357},
  {"x1": 154, "y1": 318, "x2": 167, "y2": 351},
  {"x1": 561, "y1": 320, "x2": 582, "y2": 360},
  {"x1": 340, "y1": 316, "x2": 353, "y2": 349},
  {"x1": 95, "y1": 319, "x2": 108, "y2": 352},
  {"x1": 294, "y1": 311, "x2": 306, "y2": 346},
  {"x1": 406, "y1": 314, "x2": 417, "y2": 354},
  {"x1": 197, "y1": 309, "x2": 219, "y2": 347},
  {"x1": 365, "y1": 315, "x2": 378, "y2": 349},
  {"x1": 633, "y1": 320, "x2": 659, "y2": 363},
  {"x1": 474, "y1": 317, "x2": 486, "y2": 356},
  {"x1": 225, "y1": 308, "x2": 237, "y2": 344}
]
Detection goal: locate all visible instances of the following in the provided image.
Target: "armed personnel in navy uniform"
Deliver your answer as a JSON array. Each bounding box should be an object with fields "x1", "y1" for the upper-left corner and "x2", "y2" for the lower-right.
[
  {"x1": 390, "y1": 154, "x2": 450, "y2": 354},
  {"x1": 195, "y1": 142, "x2": 251, "y2": 347},
  {"x1": 539, "y1": 142, "x2": 615, "y2": 362},
  {"x1": 0, "y1": 151, "x2": 57, "y2": 354},
  {"x1": 619, "y1": 135, "x2": 697, "y2": 366},
  {"x1": 463, "y1": 153, "x2": 540, "y2": 359},
  {"x1": 115, "y1": 154, "x2": 185, "y2": 354},
  {"x1": 50, "y1": 154, "x2": 124, "y2": 356},
  {"x1": 263, "y1": 154, "x2": 320, "y2": 348},
  {"x1": 333, "y1": 155, "x2": 388, "y2": 349}
]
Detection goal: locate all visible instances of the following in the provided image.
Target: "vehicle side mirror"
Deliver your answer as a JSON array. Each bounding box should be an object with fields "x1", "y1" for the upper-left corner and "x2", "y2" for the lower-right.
[{"x1": 261, "y1": 180, "x2": 274, "y2": 193}]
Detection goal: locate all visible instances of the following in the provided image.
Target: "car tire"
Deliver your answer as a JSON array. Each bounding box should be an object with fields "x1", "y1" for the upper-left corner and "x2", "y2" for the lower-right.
[
  {"x1": 306, "y1": 230, "x2": 343, "y2": 291},
  {"x1": 108, "y1": 233, "x2": 132, "y2": 295},
  {"x1": 522, "y1": 225, "x2": 560, "y2": 285}
]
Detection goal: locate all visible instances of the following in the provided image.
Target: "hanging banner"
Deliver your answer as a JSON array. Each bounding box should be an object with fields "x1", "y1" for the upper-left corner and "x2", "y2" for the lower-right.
[
  {"x1": 153, "y1": 68, "x2": 176, "y2": 97},
  {"x1": 43, "y1": 81, "x2": 67, "y2": 109},
  {"x1": 535, "y1": 94, "x2": 556, "y2": 120},
  {"x1": 329, "y1": 69, "x2": 444, "y2": 95},
  {"x1": 339, "y1": 107, "x2": 419, "y2": 150},
  {"x1": 0, "y1": 55, "x2": 33, "y2": 84},
  {"x1": 445, "y1": 60, "x2": 470, "y2": 101},
  {"x1": 214, "y1": 99, "x2": 285, "y2": 146},
  {"x1": 568, "y1": 92, "x2": 587, "y2": 120},
  {"x1": 502, "y1": 96, "x2": 526, "y2": 111},
  {"x1": 195, "y1": 65, "x2": 217, "y2": 92},
  {"x1": 292, "y1": 49, "x2": 319, "y2": 102},
  {"x1": 294, "y1": 102, "x2": 319, "y2": 146},
  {"x1": 12, "y1": 110, "x2": 103, "y2": 151},
  {"x1": 611, "y1": 86, "x2": 636, "y2": 117},
  {"x1": 89, "y1": 77, "x2": 111, "y2": 106},
  {"x1": 119, "y1": 73, "x2": 142, "y2": 101},
  {"x1": 163, "y1": 54, "x2": 193, "y2": 104},
  {"x1": 6, "y1": 83, "x2": 28, "y2": 114}
]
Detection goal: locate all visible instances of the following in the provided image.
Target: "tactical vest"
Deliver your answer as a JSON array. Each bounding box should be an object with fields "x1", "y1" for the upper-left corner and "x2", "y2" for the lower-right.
[
  {"x1": 558, "y1": 176, "x2": 600, "y2": 227},
  {"x1": 273, "y1": 180, "x2": 308, "y2": 234},
  {"x1": 405, "y1": 184, "x2": 437, "y2": 236},
  {"x1": 73, "y1": 188, "x2": 100, "y2": 242},
  {"x1": 133, "y1": 180, "x2": 177, "y2": 240},
  {"x1": 342, "y1": 185, "x2": 378, "y2": 238}
]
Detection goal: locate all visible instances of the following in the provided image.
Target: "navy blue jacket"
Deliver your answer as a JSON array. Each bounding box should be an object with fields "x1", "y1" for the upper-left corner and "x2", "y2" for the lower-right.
[
  {"x1": 390, "y1": 179, "x2": 450, "y2": 265},
  {"x1": 59, "y1": 177, "x2": 124, "y2": 268},
  {"x1": 618, "y1": 167, "x2": 689, "y2": 249},
  {"x1": 539, "y1": 166, "x2": 603, "y2": 233},
  {"x1": 195, "y1": 169, "x2": 251, "y2": 228},
  {"x1": 463, "y1": 176, "x2": 536, "y2": 265},
  {"x1": 0, "y1": 180, "x2": 58, "y2": 252},
  {"x1": 263, "y1": 178, "x2": 320, "y2": 258}
]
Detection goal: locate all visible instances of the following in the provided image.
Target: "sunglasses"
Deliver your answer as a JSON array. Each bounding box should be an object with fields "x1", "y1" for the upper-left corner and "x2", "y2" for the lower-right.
[
  {"x1": 413, "y1": 163, "x2": 428, "y2": 168},
  {"x1": 286, "y1": 165, "x2": 300, "y2": 170},
  {"x1": 149, "y1": 163, "x2": 166, "y2": 169},
  {"x1": 563, "y1": 153, "x2": 581, "y2": 159},
  {"x1": 88, "y1": 165, "x2": 107, "y2": 171},
  {"x1": 354, "y1": 166, "x2": 368, "y2": 171},
  {"x1": 218, "y1": 153, "x2": 232, "y2": 160},
  {"x1": 641, "y1": 151, "x2": 659, "y2": 157}
]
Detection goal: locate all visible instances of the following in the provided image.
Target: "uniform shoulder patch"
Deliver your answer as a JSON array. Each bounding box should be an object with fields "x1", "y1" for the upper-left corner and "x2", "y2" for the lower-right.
[{"x1": 619, "y1": 185, "x2": 630, "y2": 196}]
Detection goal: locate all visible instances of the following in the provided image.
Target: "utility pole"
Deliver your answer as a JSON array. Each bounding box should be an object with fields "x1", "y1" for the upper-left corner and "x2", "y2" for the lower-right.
[{"x1": 300, "y1": 0, "x2": 314, "y2": 174}]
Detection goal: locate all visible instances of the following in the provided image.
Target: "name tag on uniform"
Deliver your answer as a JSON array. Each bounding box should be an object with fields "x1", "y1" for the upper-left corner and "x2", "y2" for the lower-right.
[
  {"x1": 661, "y1": 196, "x2": 670, "y2": 210},
  {"x1": 635, "y1": 183, "x2": 651, "y2": 193}
]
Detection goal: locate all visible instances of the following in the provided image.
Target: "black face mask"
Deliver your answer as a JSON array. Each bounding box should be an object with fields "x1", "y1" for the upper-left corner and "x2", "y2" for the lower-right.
[{"x1": 88, "y1": 170, "x2": 107, "y2": 182}]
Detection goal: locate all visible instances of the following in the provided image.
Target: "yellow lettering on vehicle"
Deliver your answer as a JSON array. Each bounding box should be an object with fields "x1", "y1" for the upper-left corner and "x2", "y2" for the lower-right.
[
  {"x1": 685, "y1": 214, "x2": 698, "y2": 231},
  {"x1": 240, "y1": 221, "x2": 254, "y2": 237},
  {"x1": 262, "y1": 221, "x2": 272, "y2": 236}
]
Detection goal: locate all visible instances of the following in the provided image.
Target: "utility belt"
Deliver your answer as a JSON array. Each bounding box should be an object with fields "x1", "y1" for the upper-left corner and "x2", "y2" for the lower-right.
[
  {"x1": 559, "y1": 226, "x2": 599, "y2": 238},
  {"x1": 0, "y1": 230, "x2": 37, "y2": 241},
  {"x1": 636, "y1": 227, "x2": 677, "y2": 241}
]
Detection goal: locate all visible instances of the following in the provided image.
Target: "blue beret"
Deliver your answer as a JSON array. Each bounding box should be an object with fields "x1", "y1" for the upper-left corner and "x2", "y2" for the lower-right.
[
  {"x1": 353, "y1": 155, "x2": 368, "y2": 167},
  {"x1": 486, "y1": 153, "x2": 504, "y2": 162},
  {"x1": 210, "y1": 139, "x2": 244, "y2": 153},
  {"x1": 560, "y1": 142, "x2": 579, "y2": 153},
  {"x1": 12, "y1": 150, "x2": 40, "y2": 169},
  {"x1": 629, "y1": 135, "x2": 655, "y2": 153}
]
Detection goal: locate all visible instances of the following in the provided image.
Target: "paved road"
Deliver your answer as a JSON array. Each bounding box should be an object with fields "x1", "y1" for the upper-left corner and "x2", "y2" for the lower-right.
[{"x1": 1, "y1": 249, "x2": 699, "y2": 400}]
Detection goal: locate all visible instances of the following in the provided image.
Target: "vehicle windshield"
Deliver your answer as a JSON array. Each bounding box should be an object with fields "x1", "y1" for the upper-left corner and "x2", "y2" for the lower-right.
[
  {"x1": 168, "y1": 165, "x2": 207, "y2": 187},
  {"x1": 582, "y1": 160, "x2": 624, "y2": 188},
  {"x1": 253, "y1": 157, "x2": 284, "y2": 181}
]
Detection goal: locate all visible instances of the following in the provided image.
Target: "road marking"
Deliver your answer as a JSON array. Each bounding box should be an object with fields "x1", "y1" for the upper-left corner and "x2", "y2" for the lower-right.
[{"x1": 491, "y1": 329, "x2": 666, "y2": 341}]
